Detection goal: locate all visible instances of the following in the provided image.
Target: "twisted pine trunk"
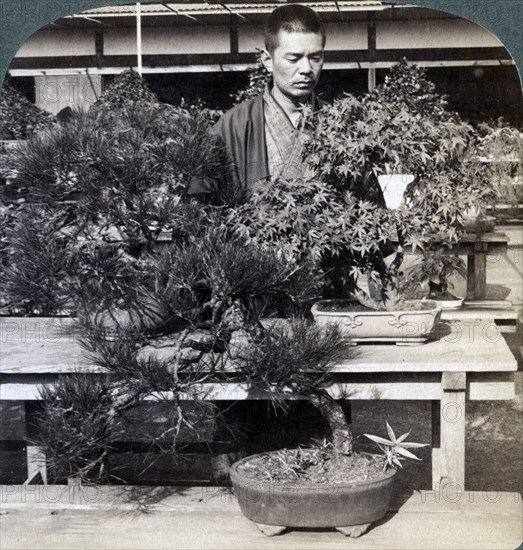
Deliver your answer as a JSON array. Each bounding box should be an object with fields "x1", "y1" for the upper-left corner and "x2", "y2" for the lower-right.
[{"x1": 309, "y1": 393, "x2": 353, "y2": 456}]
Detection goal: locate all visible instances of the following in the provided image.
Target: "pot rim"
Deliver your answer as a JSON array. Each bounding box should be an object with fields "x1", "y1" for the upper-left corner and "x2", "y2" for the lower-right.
[
  {"x1": 311, "y1": 298, "x2": 442, "y2": 316},
  {"x1": 230, "y1": 450, "x2": 398, "y2": 491}
]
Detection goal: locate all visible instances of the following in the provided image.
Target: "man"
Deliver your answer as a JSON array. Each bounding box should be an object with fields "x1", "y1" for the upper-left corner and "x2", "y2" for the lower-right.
[{"x1": 188, "y1": 4, "x2": 326, "y2": 199}]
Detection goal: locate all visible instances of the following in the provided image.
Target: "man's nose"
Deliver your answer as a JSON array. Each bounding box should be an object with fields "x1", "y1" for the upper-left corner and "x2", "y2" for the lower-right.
[{"x1": 298, "y1": 58, "x2": 313, "y2": 74}]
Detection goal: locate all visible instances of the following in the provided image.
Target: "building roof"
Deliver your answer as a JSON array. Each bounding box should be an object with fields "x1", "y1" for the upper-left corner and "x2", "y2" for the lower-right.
[
  {"x1": 83, "y1": 1, "x2": 394, "y2": 16},
  {"x1": 73, "y1": 1, "x2": 441, "y2": 24}
]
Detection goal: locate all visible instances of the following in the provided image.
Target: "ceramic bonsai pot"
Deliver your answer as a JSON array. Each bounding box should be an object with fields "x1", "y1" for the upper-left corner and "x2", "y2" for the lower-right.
[
  {"x1": 0, "y1": 139, "x2": 26, "y2": 151},
  {"x1": 82, "y1": 298, "x2": 173, "y2": 339},
  {"x1": 430, "y1": 295, "x2": 464, "y2": 310},
  {"x1": 230, "y1": 452, "x2": 397, "y2": 537},
  {"x1": 463, "y1": 216, "x2": 496, "y2": 235},
  {"x1": 311, "y1": 299, "x2": 442, "y2": 344}
]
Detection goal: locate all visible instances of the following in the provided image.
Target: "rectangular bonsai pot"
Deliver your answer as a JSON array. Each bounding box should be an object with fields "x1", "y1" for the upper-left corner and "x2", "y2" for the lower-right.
[{"x1": 311, "y1": 299, "x2": 442, "y2": 344}]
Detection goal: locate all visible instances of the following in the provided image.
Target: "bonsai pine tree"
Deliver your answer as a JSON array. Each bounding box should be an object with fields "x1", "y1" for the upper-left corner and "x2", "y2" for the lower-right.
[
  {"x1": 90, "y1": 69, "x2": 158, "y2": 112},
  {"x1": 0, "y1": 206, "x2": 72, "y2": 315},
  {"x1": 2, "y1": 82, "x2": 230, "y2": 316},
  {"x1": 0, "y1": 79, "x2": 55, "y2": 140},
  {"x1": 35, "y1": 223, "x2": 355, "y2": 482}
]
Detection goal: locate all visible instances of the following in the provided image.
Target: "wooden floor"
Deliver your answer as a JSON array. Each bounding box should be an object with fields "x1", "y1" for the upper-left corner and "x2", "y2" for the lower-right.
[{"x1": 1, "y1": 486, "x2": 521, "y2": 550}]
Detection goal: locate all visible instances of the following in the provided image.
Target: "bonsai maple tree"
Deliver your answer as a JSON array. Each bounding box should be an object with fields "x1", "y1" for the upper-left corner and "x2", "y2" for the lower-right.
[{"x1": 228, "y1": 61, "x2": 509, "y2": 310}]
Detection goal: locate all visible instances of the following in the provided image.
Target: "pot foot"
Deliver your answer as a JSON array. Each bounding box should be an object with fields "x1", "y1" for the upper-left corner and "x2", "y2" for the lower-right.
[
  {"x1": 254, "y1": 523, "x2": 286, "y2": 537},
  {"x1": 336, "y1": 523, "x2": 371, "y2": 538}
]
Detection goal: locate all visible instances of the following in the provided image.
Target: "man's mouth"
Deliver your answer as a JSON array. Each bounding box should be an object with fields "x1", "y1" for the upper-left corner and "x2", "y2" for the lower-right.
[{"x1": 294, "y1": 81, "x2": 314, "y2": 88}]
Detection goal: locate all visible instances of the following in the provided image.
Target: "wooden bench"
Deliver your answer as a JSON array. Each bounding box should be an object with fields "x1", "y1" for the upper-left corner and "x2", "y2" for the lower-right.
[
  {"x1": 0, "y1": 485, "x2": 521, "y2": 549},
  {"x1": 0, "y1": 317, "x2": 518, "y2": 491}
]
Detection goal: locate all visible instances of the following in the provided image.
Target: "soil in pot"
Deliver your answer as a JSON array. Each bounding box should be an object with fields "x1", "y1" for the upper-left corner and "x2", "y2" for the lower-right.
[{"x1": 236, "y1": 447, "x2": 386, "y2": 485}]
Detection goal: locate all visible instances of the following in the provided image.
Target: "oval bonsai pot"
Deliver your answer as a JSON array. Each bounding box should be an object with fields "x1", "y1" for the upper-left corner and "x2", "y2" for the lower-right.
[
  {"x1": 82, "y1": 298, "x2": 173, "y2": 339},
  {"x1": 230, "y1": 452, "x2": 397, "y2": 531},
  {"x1": 311, "y1": 299, "x2": 442, "y2": 344},
  {"x1": 429, "y1": 293, "x2": 464, "y2": 311}
]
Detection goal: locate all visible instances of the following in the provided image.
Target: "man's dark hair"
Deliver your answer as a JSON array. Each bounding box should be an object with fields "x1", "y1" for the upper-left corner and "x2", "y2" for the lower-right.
[{"x1": 264, "y1": 4, "x2": 326, "y2": 53}]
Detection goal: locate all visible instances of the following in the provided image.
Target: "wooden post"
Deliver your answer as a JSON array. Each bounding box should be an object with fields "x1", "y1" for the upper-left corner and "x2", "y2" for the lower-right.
[
  {"x1": 432, "y1": 372, "x2": 466, "y2": 491},
  {"x1": 474, "y1": 242, "x2": 488, "y2": 300},
  {"x1": 94, "y1": 28, "x2": 104, "y2": 69},
  {"x1": 23, "y1": 402, "x2": 47, "y2": 484},
  {"x1": 229, "y1": 15, "x2": 239, "y2": 56},
  {"x1": 367, "y1": 16, "x2": 376, "y2": 92},
  {"x1": 368, "y1": 67, "x2": 376, "y2": 92},
  {"x1": 136, "y1": 2, "x2": 142, "y2": 76},
  {"x1": 466, "y1": 253, "x2": 476, "y2": 300},
  {"x1": 467, "y1": 241, "x2": 489, "y2": 300}
]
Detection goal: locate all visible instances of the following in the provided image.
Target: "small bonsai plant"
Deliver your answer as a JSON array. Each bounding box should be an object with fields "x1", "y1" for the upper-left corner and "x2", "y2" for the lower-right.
[
  {"x1": 301, "y1": 61, "x2": 502, "y2": 308},
  {"x1": 364, "y1": 421, "x2": 428, "y2": 471},
  {"x1": 403, "y1": 249, "x2": 467, "y2": 306}
]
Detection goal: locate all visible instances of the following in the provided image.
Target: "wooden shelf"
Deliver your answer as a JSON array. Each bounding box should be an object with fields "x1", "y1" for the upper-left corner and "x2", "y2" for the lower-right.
[{"x1": 1, "y1": 485, "x2": 521, "y2": 550}]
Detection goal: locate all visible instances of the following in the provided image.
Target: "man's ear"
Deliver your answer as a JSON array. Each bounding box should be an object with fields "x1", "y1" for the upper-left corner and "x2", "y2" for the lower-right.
[{"x1": 260, "y1": 49, "x2": 273, "y2": 73}]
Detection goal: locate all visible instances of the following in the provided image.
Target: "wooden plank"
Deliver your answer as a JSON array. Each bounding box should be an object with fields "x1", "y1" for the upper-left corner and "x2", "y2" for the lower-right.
[
  {"x1": 457, "y1": 232, "x2": 510, "y2": 244},
  {"x1": 0, "y1": 487, "x2": 520, "y2": 550},
  {"x1": 462, "y1": 300, "x2": 516, "y2": 309},
  {"x1": 8, "y1": 59, "x2": 516, "y2": 78},
  {"x1": 402, "y1": 233, "x2": 509, "y2": 256},
  {"x1": 0, "y1": 317, "x2": 94, "y2": 374},
  {"x1": 1, "y1": 486, "x2": 520, "y2": 514},
  {"x1": 468, "y1": 372, "x2": 516, "y2": 400},
  {"x1": 2, "y1": 319, "x2": 518, "y2": 375},
  {"x1": 8, "y1": 46, "x2": 513, "y2": 72},
  {"x1": 0, "y1": 381, "x2": 445, "y2": 401},
  {"x1": 441, "y1": 304, "x2": 517, "y2": 322},
  {"x1": 5, "y1": 372, "x2": 513, "y2": 402}
]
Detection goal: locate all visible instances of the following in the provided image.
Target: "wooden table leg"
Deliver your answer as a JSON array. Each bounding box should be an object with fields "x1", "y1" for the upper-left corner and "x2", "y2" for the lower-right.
[
  {"x1": 467, "y1": 243, "x2": 488, "y2": 300},
  {"x1": 466, "y1": 254, "x2": 476, "y2": 300},
  {"x1": 23, "y1": 401, "x2": 47, "y2": 485},
  {"x1": 432, "y1": 372, "x2": 466, "y2": 491},
  {"x1": 24, "y1": 445, "x2": 47, "y2": 485}
]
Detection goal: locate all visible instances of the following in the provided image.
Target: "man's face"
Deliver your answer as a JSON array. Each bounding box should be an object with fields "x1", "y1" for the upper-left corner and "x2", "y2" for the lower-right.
[{"x1": 263, "y1": 30, "x2": 324, "y2": 102}]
